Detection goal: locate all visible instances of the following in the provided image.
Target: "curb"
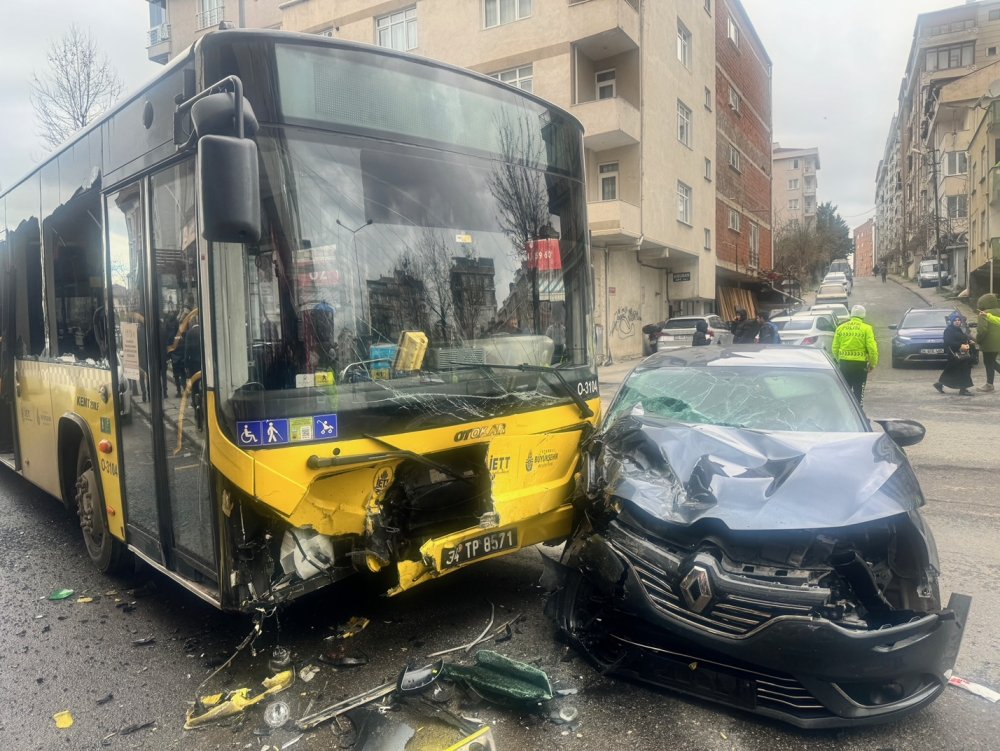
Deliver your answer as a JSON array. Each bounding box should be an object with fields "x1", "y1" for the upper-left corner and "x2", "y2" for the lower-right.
[{"x1": 888, "y1": 276, "x2": 976, "y2": 315}]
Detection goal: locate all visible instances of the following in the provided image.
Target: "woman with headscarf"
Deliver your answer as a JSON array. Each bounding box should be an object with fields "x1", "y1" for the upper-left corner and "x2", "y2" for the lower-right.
[{"x1": 933, "y1": 312, "x2": 975, "y2": 396}]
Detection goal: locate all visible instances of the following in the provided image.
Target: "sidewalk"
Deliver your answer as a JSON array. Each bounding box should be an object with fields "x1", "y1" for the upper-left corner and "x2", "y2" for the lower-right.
[{"x1": 887, "y1": 274, "x2": 977, "y2": 316}]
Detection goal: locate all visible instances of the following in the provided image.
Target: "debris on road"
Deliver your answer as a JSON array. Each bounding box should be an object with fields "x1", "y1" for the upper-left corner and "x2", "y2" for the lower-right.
[
  {"x1": 319, "y1": 643, "x2": 369, "y2": 667},
  {"x1": 52, "y1": 710, "x2": 74, "y2": 729},
  {"x1": 325, "y1": 616, "x2": 370, "y2": 641},
  {"x1": 184, "y1": 669, "x2": 294, "y2": 729},
  {"x1": 263, "y1": 700, "x2": 290, "y2": 728},
  {"x1": 299, "y1": 664, "x2": 320, "y2": 683},
  {"x1": 132, "y1": 636, "x2": 156, "y2": 647},
  {"x1": 96, "y1": 693, "x2": 114, "y2": 706},
  {"x1": 949, "y1": 676, "x2": 1000, "y2": 703},
  {"x1": 76, "y1": 596, "x2": 94, "y2": 604},
  {"x1": 48, "y1": 588, "x2": 74, "y2": 601},
  {"x1": 442, "y1": 650, "x2": 553, "y2": 706}
]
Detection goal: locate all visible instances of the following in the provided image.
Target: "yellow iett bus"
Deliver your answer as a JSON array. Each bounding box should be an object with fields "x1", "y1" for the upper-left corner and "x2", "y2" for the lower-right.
[{"x1": 0, "y1": 29, "x2": 599, "y2": 611}]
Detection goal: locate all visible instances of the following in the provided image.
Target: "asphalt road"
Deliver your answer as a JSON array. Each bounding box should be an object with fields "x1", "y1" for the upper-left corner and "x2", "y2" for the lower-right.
[{"x1": 0, "y1": 275, "x2": 997, "y2": 750}]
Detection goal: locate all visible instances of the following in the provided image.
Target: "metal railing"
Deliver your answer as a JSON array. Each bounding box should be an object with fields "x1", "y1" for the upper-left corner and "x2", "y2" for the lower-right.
[
  {"x1": 196, "y1": 4, "x2": 225, "y2": 31},
  {"x1": 146, "y1": 23, "x2": 171, "y2": 47}
]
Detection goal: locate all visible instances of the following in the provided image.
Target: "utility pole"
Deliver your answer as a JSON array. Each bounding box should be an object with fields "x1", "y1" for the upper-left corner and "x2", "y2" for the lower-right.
[{"x1": 930, "y1": 148, "x2": 943, "y2": 289}]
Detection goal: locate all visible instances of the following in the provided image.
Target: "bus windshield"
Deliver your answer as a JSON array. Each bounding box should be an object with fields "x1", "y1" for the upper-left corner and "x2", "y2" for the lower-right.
[{"x1": 213, "y1": 128, "x2": 592, "y2": 440}]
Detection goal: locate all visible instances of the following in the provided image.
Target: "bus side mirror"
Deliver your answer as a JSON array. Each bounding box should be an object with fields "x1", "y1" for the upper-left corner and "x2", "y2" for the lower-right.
[{"x1": 198, "y1": 134, "x2": 261, "y2": 244}]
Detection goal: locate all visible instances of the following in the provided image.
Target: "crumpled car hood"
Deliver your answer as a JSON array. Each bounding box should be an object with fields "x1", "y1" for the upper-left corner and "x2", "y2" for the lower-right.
[{"x1": 597, "y1": 416, "x2": 924, "y2": 531}]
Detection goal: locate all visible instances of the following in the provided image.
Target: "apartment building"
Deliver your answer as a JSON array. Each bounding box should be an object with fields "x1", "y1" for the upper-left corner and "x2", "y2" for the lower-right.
[
  {"x1": 771, "y1": 144, "x2": 819, "y2": 229},
  {"x1": 145, "y1": 1, "x2": 776, "y2": 360},
  {"x1": 714, "y1": 0, "x2": 773, "y2": 320},
  {"x1": 853, "y1": 219, "x2": 874, "y2": 278},
  {"x1": 878, "y1": 0, "x2": 1000, "y2": 292},
  {"x1": 874, "y1": 115, "x2": 902, "y2": 271}
]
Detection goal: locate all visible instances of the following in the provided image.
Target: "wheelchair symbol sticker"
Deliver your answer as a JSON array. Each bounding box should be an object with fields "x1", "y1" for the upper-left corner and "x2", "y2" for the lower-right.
[
  {"x1": 237, "y1": 421, "x2": 262, "y2": 446},
  {"x1": 313, "y1": 414, "x2": 338, "y2": 438}
]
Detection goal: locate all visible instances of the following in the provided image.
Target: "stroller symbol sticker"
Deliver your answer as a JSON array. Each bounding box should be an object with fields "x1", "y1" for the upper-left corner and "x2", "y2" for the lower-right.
[{"x1": 313, "y1": 414, "x2": 339, "y2": 438}]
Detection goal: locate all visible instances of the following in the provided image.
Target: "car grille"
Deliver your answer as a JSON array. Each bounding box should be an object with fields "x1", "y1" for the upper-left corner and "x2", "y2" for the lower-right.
[{"x1": 613, "y1": 541, "x2": 820, "y2": 638}]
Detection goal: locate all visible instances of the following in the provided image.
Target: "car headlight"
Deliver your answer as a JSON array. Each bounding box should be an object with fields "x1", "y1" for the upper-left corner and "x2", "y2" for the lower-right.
[{"x1": 894, "y1": 336, "x2": 911, "y2": 343}]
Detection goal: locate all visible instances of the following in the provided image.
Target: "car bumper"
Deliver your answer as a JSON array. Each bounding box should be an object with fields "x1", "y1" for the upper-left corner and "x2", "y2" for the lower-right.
[
  {"x1": 558, "y1": 522, "x2": 969, "y2": 729},
  {"x1": 892, "y1": 341, "x2": 946, "y2": 363}
]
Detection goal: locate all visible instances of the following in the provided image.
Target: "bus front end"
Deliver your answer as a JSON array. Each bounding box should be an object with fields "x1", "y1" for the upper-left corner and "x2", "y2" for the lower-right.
[{"x1": 198, "y1": 33, "x2": 598, "y2": 610}]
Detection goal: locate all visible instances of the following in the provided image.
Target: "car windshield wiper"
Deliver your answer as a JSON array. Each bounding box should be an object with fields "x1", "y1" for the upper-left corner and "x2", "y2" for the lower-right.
[{"x1": 474, "y1": 363, "x2": 594, "y2": 418}]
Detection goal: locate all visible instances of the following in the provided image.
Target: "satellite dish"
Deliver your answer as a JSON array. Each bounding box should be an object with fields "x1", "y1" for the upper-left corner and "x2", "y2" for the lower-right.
[{"x1": 988, "y1": 80, "x2": 1000, "y2": 99}]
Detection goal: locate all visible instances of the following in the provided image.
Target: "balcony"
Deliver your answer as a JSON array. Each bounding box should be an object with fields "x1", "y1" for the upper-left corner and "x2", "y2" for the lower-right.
[
  {"x1": 588, "y1": 199, "x2": 641, "y2": 246},
  {"x1": 988, "y1": 101, "x2": 1000, "y2": 134},
  {"x1": 573, "y1": 96, "x2": 640, "y2": 151},
  {"x1": 568, "y1": 0, "x2": 640, "y2": 60},
  {"x1": 146, "y1": 24, "x2": 171, "y2": 47},
  {"x1": 990, "y1": 164, "x2": 1000, "y2": 205},
  {"x1": 197, "y1": 4, "x2": 225, "y2": 31}
]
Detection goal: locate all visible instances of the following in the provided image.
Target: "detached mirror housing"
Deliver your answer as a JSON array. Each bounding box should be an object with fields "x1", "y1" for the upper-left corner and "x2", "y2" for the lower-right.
[
  {"x1": 873, "y1": 418, "x2": 925, "y2": 447},
  {"x1": 199, "y1": 135, "x2": 261, "y2": 244}
]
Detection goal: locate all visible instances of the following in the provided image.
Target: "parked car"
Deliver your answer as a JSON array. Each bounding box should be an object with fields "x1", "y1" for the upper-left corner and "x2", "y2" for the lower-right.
[
  {"x1": 550, "y1": 346, "x2": 969, "y2": 728},
  {"x1": 916, "y1": 260, "x2": 950, "y2": 288},
  {"x1": 822, "y1": 271, "x2": 852, "y2": 295},
  {"x1": 815, "y1": 283, "x2": 849, "y2": 307},
  {"x1": 654, "y1": 315, "x2": 732, "y2": 352},
  {"x1": 828, "y1": 258, "x2": 853, "y2": 280},
  {"x1": 810, "y1": 303, "x2": 851, "y2": 325},
  {"x1": 771, "y1": 312, "x2": 837, "y2": 352},
  {"x1": 890, "y1": 307, "x2": 969, "y2": 367}
]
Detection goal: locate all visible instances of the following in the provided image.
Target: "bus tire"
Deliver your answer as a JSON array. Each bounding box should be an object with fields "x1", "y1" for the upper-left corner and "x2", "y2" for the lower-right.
[{"x1": 75, "y1": 443, "x2": 131, "y2": 575}]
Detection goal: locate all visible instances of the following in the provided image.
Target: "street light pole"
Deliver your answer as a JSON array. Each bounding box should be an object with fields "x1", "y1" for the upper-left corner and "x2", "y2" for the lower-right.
[{"x1": 929, "y1": 148, "x2": 943, "y2": 290}]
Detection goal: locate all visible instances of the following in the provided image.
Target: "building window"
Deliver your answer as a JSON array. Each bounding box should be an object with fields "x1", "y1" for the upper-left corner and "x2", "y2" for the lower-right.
[
  {"x1": 792, "y1": 158, "x2": 800, "y2": 169},
  {"x1": 376, "y1": 7, "x2": 417, "y2": 51},
  {"x1": 491, "y1": 64, "x2": 533, "y2": 93},
  {"x1": 990, "y1": 46, "x2": 998, "y2": 57},
  {"x1": 789, "y1": 199, "x2": 800, "y2": 211},
  {"x1": 484, "y1": 0, "x2": 531, "y2": 28},
  {"x1": 990, "y1": 9, "x2": 1000, "y2": 20},
  {"x1": 705, "y1": 228, "x2": 712, "y2": 249},
  {"x1": 705, "y1": 157, "x2": 712, "y2": 181},
  {"x1": 946, "y1": 194, "x2": 967, "y2": 218},
  {"x1": 677, "y1": 100, "x2": 692, "y2": 147},
  {"x1": 677, "y1": 181, "x2": 692, "y2": 224},
  {"x1": 596, "y1": 69, "x2": 616, "y2": 100},
  {"x1": 728, "y1": 86, "x2": 741, "y2": 113},
  {"x1": 197, "y1": 0, "x2": 224, "y2": 30},
  {"x1": 727, "y1": 16, "x2": 740, "y2": 47},
  {"x1": 805, "y1": 197, "x2": 815, "y2": 213},
  {"x1": 805, "y1": 175, "x2": 815, "y2": 189},
  {"x1": 599, "y1": 162, "x2": 619, "y2": 201},
  {"x1": 677, "y1": 20, "x2": 692, "y2": 68},
  {"x1": 788, "y1": 178, "x2": 800, "y2": 189},
  {"x1": 749, "y1": 223, "x2": 760, "y2": 268},
  {"x1": 925, "y1": 42, "x2": 974, "y2": 72},
  {"x1": 728, "y1": 144, "x2": 741, "y2": 171},
  {"x1": 945, "y1": 151, "x2": 968, "y2": 175},
  {"x1": 705, "y1": 0, "x2": 712, "y2": 16},
  {"x1": 704, "y1": 86, "x2": 712, "y2": 111},
  {"x1": 728, "y1": 208, "x2": 741, "y2": 232}
]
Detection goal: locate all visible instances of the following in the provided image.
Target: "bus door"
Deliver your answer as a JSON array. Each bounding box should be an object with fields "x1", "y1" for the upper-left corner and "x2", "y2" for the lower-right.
[
  {"x1": 0, "y1": 240, "x2": 17, "y2": 465},
  {"x1": 106, "y1": 163, "x2": 216, "y2": 583}
]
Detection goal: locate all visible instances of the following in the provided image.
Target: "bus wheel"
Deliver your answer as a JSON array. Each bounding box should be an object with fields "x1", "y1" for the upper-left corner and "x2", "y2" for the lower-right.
[{"x1": 75, "y1": 444, "x2": 130, "y2": 574}]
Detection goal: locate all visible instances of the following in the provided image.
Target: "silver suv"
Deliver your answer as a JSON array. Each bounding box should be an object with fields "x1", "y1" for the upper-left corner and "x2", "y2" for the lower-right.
[{"x1": 655, "y1": 315, "x2": 732, "y2": 351}]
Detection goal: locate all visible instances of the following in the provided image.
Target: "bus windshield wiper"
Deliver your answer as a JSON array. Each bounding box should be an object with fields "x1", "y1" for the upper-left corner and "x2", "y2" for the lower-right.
[{"x1": 475, "y1": 364, "x2": 594, "y2": 418}]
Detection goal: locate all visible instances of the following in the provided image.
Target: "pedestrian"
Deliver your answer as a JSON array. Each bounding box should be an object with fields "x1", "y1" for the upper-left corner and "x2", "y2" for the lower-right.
[
  {"x1": 692, "y1": 319, "x2": 713, "y2": 346},
  {"x1": 975, "y1": 293, "x2": 1000, "y2": 392},
  {"x1": 934, "y1": 311, "x2": 975, "y2": 396},
  {"x1": 832, "y1": 304, "x2": 878, "y2": 405},
  {"x1": 880, "y1": 264, "x2": 887, "y2": 283},
  {"x1": 756, "y1": 311, "x2": 781, "y2": 344},
  {"x1": 731, "y1": 308, "x2": 759, "y2": 343}
]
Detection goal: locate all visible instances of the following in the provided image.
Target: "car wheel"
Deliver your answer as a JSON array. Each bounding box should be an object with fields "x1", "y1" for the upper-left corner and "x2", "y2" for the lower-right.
[
  {"x1": 891, "y1": 357, "x2": 902, "y2": 369},
  {"x1": 554, "y1": 570, "x2": 627, "y2": 669},
  {"x1": 75, "y1": 443, "x2": 131, "y2": 575}
]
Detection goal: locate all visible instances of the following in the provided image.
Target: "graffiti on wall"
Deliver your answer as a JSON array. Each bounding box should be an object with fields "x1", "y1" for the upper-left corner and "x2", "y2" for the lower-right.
[{"x1": 610, "y1": 306, "x2": 640, "y2": 338}]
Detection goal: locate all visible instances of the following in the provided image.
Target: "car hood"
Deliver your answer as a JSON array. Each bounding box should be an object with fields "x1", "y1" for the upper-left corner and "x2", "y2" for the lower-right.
[
  {"x1": 896, "y1": 327, "x2": 944, "y2": 339},
  {"x1": 595, "y1": 416, "x2": 924, "y2": 531}
]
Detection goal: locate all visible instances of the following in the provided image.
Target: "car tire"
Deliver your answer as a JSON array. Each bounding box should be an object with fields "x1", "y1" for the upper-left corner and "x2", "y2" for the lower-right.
[{"x1": 891, "y1": 357, "x2": 902, "y2": 369}]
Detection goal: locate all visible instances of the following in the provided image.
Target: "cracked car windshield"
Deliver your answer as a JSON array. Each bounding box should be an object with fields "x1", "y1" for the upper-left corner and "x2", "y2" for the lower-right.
[
  {"x1": 608, "y1": 367, "x2": 867, "y2": 433},
  {"x1": 213, "y1": 129, "x2": 591, "y2": 438}
]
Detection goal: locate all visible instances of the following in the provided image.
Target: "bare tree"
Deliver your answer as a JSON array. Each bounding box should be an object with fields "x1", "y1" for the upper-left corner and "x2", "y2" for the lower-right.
[{"x1": 30, "y1": 25, "x2": 123, "y2": 149}]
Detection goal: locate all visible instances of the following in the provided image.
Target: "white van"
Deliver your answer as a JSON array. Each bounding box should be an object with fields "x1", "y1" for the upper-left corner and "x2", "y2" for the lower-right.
[{"x1": 917, "y1": 260, "x2": 950, "y2": 288}]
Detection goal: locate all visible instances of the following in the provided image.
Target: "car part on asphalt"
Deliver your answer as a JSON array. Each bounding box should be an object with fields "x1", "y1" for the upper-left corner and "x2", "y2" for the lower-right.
[
  {"x1": 442, "y1": 650, "x2": 553, "y2": 706},
  {"x1": 263, "y1": 700, "x2": 291, "y2": 728},
  {"x1": 184, "y1": 669, "x2": 294, "y2": 729}
]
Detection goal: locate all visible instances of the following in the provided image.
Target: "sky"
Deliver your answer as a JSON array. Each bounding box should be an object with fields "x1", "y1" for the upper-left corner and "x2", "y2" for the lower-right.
[
  {"x1": 742, "y1": 0, "x2": 972, "y2": 232},
  {"x1": 0, "y1": 0, "x2": 983, "y2": 229}
]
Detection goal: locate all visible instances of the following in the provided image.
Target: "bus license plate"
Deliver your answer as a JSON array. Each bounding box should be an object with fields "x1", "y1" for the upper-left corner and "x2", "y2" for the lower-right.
[
  {"x1": 921, "y1": 348, "x2": 944, "y2": 354},
  {"x1": 442, "y1": 528, "x2": 518, "y2": 569}
]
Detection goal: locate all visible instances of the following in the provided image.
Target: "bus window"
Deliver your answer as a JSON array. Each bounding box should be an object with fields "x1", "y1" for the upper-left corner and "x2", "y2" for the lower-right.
[{"x1": 6, "y1": 177, "x2": 45, "y2": 358}]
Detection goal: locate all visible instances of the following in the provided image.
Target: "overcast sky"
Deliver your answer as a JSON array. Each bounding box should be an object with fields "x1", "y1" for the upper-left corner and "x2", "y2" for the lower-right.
[
  {"x1": 0, "y1": 0, "x2": 983, "y2": 231},
  {"x1": 743, "y1": 0, "x2": 972, "y2": 232}
]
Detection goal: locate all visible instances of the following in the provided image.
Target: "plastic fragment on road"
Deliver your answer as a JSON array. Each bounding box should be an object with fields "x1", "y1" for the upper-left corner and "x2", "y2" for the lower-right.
[
  {"x1": 327, "y1": 616, "x2": 370, "y2": 640},
  {"x1": 133, "y1": 636, "x2": 155, "y2": 646},
  {"x1": 48, "y1": 589, "x2": 74, "y2": 601},
  {"x1": 442, "y1": 650, "x2": 554, "y2": 704},
  {"x1": 299, "y1": 664, "x2": 319, "y2": 683},
  {"x1": 96, "y1": 693, "x2": 114, "y2": 706},
  {"x1": 264, "y1": 700, "x2": 290, "y2": 728},
  {"x1": 53, "y1": 711, "x2": 74, "y2": 729},
  {"x1": 183, "y1": 669, "x2": 294, "y2": 729},
  {"x1": 76, "y1": 597, "x2": 94, "y2": 604},
  {"x1": 949, "y1": 676, "x2": 1000, "y2": 703}
]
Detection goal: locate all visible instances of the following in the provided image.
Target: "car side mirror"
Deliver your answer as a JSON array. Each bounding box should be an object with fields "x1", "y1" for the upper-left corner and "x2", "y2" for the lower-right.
[
  {"x1": 872, "y1": 418, "x2": 925, "y2": 447},
  {"x1": 888, "y1": 324, "x2": 898, "y2": 330}
]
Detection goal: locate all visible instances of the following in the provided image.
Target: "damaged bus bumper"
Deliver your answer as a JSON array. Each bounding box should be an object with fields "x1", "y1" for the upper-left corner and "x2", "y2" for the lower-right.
[{"x1": 553, "y1": 519, "x2": 971, "y2": 729}]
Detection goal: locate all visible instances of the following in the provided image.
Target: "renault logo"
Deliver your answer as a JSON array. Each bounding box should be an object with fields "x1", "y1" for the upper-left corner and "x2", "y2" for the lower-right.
[{"x1": 679, "y1": 565, "x2": 713, "y2": 614}]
